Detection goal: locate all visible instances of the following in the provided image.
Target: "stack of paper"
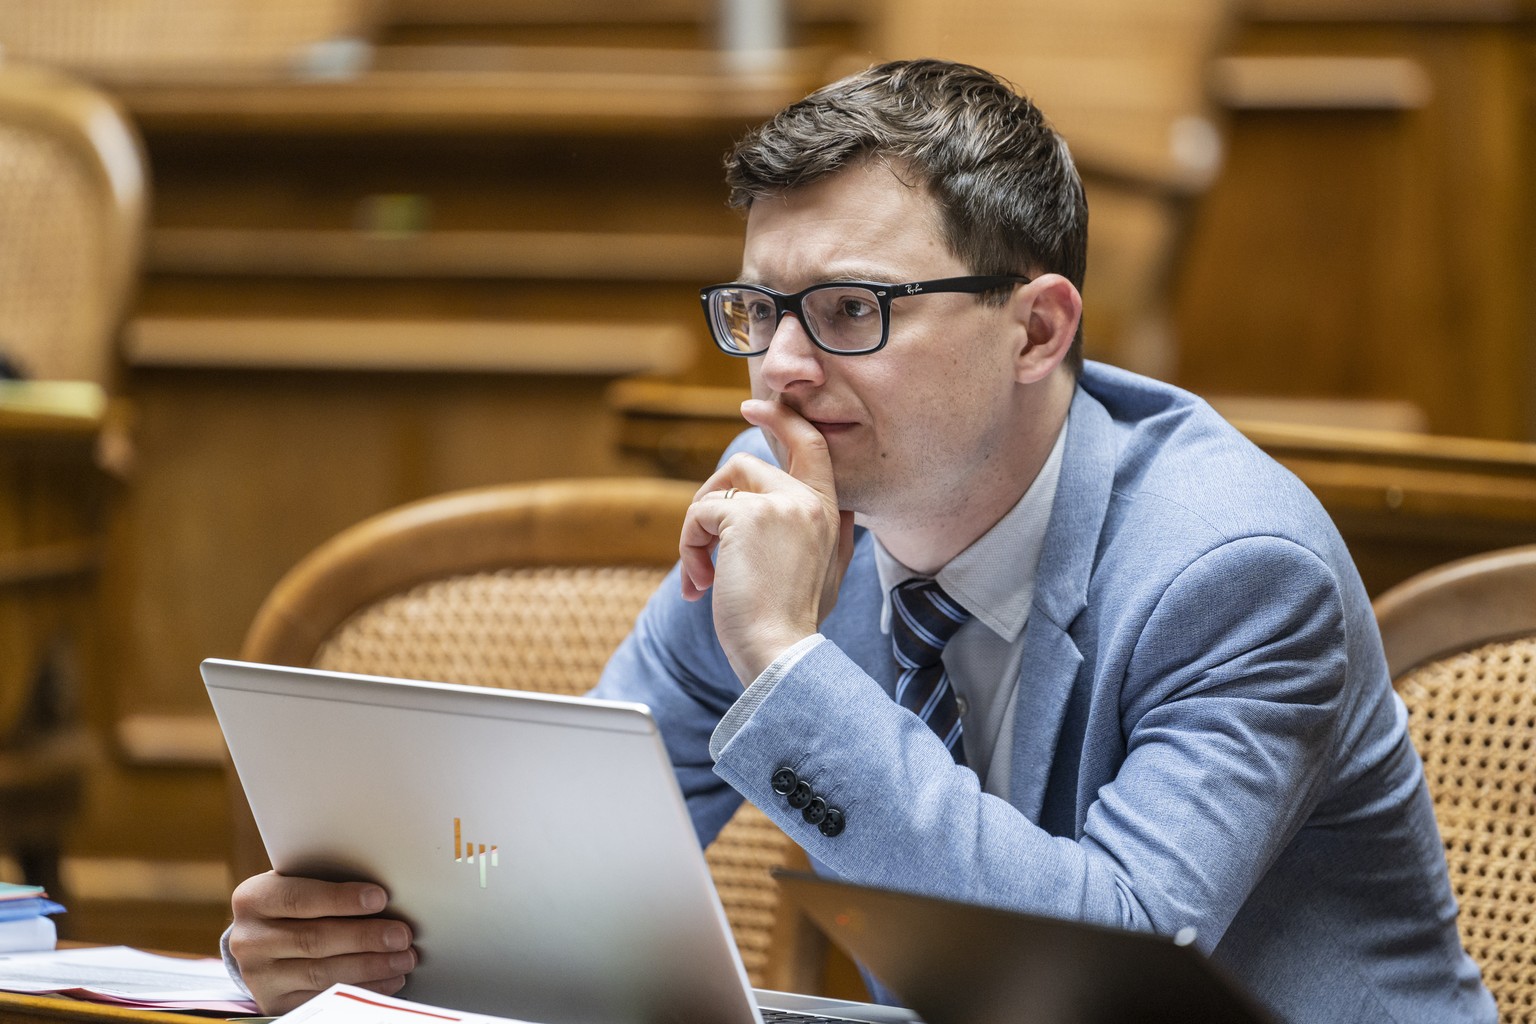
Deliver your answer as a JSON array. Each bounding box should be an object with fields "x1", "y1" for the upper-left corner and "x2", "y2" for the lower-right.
[
  {"x1": 0, "y1": 882, "x2": 64, "y2": 954},
  {"x1": 0, "y1": 945, "x2": 258, "y2": 1014}
]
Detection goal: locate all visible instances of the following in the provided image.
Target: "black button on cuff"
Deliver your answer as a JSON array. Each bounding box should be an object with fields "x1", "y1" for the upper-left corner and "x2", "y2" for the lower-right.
[
  {"x1": 787, "y1": 781, "x2": 813, "y2": 809},
  {"x1": 771, "y1": 767, "x2": 798, "y2": 795},
  {"x1": 818, "y1": 807, "x2": 845, "y2": 837},
  {"x1": 802, "y1": 796, "x2": 828, "y2": 826}
]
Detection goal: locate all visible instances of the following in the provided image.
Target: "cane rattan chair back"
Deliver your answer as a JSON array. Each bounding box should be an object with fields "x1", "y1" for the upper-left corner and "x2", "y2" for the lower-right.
[
  {"x1": 0, "y1": 61, "x2": 145, "y2": 388},
  {"x1": 237, "y1": 477, "x2": 809, "y2": 989},
  {"x1": 1374, "y1": 544, "x2": 1536, "y2": 1022},
  {"x1": 0, "y1": 0, "x2": 381, "y2": 79}
]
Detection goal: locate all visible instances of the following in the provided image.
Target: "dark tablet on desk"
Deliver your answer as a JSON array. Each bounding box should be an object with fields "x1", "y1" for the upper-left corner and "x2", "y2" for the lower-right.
[{"x1": 777, "y1": 872, "x2": 1277, "y2": 1024}]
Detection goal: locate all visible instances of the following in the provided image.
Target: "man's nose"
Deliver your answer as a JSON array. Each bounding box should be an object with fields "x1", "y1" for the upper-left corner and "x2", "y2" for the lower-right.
[{"x1": 755, "y1": 312, "x2": 826, "y2": 389}]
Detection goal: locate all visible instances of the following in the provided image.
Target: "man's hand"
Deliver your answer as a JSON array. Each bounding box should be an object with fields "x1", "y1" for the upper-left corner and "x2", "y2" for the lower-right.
[
  {"x1": 680, "y1": 399, "x2": 856, "y2": 683},
  {"x1": 228, "y1": 872, "x2": 417, "y2": 1015}
]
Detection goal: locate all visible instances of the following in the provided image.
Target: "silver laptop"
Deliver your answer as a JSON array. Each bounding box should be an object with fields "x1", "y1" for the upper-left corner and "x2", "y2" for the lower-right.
[{"x1": 202, "y1": 658, "x2": 919, "y2": 1024}]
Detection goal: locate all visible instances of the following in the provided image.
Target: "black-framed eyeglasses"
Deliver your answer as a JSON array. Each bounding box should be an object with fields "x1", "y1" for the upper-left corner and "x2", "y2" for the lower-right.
[{"x1": 699, "y1": 275, "x2": 1031, "y2": 357}]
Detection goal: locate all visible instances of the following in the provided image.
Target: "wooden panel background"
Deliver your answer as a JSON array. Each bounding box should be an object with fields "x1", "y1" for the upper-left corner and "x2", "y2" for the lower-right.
[{"x1": 1174, "y1": 8, "x2": 1535, "y2": 440}]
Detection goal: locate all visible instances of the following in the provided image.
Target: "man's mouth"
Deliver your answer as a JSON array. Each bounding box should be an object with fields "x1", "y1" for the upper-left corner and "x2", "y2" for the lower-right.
[
  {"x1": 768, "y1": 395, "x2": 858, "y2": 435},
  {"x1": 806, "y1": 418, "x2": 857, "y2": 435}
]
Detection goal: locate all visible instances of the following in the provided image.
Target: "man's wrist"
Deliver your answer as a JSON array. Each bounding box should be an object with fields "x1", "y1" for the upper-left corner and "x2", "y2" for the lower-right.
[
  {"x1": 710, "y1": 634, "x2": 826, "y2": 760},
  {"x1": 733, "y1": 626, "x2": 818, "y2": 685}
]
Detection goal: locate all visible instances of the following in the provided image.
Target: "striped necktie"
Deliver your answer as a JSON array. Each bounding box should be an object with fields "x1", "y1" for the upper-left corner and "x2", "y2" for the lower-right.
[{"x1": 890, "y1": 579, "x2": 972, "y2": 765}]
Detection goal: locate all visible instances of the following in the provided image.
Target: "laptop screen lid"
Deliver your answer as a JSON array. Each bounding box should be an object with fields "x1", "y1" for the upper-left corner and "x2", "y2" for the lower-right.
[
  {"x1": 203, "y1": 657, "x2": 764, "y2": 1024},
  {"x1": 777, "y1": 872, "x2": 1278, "y2": 1024}
]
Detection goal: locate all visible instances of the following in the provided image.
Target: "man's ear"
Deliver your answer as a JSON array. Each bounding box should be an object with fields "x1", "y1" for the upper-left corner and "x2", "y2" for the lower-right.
[{"x1": 1012, "y1": 274, "x2": 1082, "y2": 385}]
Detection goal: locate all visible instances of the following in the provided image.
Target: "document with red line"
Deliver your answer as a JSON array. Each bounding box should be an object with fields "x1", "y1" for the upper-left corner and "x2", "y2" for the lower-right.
[{"x1": 275, "y1": 984, "x2": 539, "y2": 1024}]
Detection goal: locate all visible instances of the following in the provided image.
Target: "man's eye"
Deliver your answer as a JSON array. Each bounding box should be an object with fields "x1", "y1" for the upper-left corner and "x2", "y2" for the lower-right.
[
  {"x1": 746, "y1": 299, "x2": 775, "y2": 323},
  {"x1": 833, "y1": 296, "x2": 876, "y2": 320}
]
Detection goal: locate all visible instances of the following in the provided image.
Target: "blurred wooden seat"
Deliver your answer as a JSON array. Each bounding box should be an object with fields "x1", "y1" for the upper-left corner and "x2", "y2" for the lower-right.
[
  {"x1": 872, "y1": 0, "x2": 1235, "y2": 377},
  {"x1": 1374, "y1": 546, "x2": 1536, "y2": 1021},
  {"x1": 0, "y1": 62, "x2": 145, "y2": 388},
  {"x1": 0, "y1": 0, "x2": 381, "y2": 81},
  {"x1": 236, "y1": 477, "x2": 820, "y2": 991},
  {"x1": 0, "y1": 62, "x2": 145, "y2": 903}
]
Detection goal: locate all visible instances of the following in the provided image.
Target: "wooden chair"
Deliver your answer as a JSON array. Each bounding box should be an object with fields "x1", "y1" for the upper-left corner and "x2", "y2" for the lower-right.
[
  {"x1": 0, "y1": 0, "x2": 382, "y2": 80},
  {"x1": 0, "y1": 62, "x2": 146, "y2": 904},
  {"x1": 1374, "y1": 545, "x2": 1536, "y2": 1022},
  {"x1": 235, "y1": 477, "x2": 819, "y2": 991},
  {"x1": 0, "y1": 62, "x2": 145, "y2": 388},
  {"x1": 872, "y1": 0, "x2": 1236, "y2": 378}
]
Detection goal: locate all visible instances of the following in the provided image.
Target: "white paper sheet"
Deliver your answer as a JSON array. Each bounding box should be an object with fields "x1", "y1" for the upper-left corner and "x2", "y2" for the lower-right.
[
  {"x1": 0, "y1": 944, "x2": 256, "y2": 1010},
  {"x1": 276, "y1": 984, "x2": 538, "y2": 1024}
]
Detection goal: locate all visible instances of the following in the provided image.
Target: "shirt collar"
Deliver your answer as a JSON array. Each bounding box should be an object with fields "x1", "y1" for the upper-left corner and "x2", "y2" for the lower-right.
[{"x1": 874, "y1": 418, "x2": 1069, "y2": 641}]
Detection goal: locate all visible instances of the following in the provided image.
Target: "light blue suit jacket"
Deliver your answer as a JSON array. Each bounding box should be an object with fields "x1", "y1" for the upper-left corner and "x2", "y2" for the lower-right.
[{"x1": 593, "y1": 362, "x2": 1495, "y2": 1023}]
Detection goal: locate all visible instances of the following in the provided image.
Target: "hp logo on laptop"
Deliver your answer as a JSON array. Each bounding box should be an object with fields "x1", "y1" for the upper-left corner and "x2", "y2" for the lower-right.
[{"x1": 453, "y1": 817, "x2": 499, "y2": 888}]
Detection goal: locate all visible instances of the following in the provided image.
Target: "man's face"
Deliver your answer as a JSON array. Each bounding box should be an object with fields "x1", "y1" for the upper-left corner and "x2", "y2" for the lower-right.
[{"x1": 740, "y1": 160, "x2": 1028, "y2": 526}]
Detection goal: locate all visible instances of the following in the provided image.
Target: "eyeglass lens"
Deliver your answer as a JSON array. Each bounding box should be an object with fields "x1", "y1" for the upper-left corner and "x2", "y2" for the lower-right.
[{"x1": 710, "y1": 285, "x2": 884, "y2": 354}]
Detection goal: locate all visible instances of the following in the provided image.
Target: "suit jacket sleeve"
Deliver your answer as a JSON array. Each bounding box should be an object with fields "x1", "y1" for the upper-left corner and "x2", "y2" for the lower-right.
[{"x1": 707, "y1": 534, "x2": 1348, "y2": 953}]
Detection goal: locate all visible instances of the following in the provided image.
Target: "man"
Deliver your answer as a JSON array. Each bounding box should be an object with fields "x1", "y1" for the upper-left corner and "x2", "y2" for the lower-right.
[{"x1": 227, "y1": 59, "x2": 1494, "y2": 1022}]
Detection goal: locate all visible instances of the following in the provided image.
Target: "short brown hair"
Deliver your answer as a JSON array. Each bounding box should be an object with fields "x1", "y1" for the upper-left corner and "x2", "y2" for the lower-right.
[{"x1": 725, "y1": 58, "x2": 1088, "y2": 372}]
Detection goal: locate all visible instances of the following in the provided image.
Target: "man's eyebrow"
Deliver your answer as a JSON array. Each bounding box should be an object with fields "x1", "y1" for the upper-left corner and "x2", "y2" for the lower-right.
[
  {"x1": 827, "y1": 271, "x2": 895, "y2": 283},
  {"x1": 819, "y1": 265, "x2": 904, "y2": 283},
  {"x1": 734, "y1": 267, "x2": 905, "y2": 287}
]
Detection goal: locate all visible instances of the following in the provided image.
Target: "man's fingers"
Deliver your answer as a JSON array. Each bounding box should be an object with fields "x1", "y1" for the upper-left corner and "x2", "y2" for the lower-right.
[
  {"x1": 232, "y1": 912, "x2": 413, "y2": 964},
  {"x1": 234, "y1": 872, "x2": 387, "y2": 921},
  {"x1": 678, "y1": 503, "x2": 720, "y2": 600},
  {"x1": 691, "y1": 451, "x2": 783, "y2": 503},
  {"x1": 252, "y1": 949, "x2": 416, "y2": 1016},
  {"x1": 229, "y1": 872, "x2": 419, "y2": 1016},
  {"x1": 231, "y1": 915, "x2": 416, "y2": 1016},
  {"x1": 681, "y1": 454, "x2": 793, "y2": 600},
  {"x1": 740, "y1": 399, "x2": 837, "y2": 500}
]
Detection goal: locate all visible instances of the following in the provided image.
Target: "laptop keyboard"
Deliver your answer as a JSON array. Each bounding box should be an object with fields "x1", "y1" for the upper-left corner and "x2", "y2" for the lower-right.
[{"x1": 760, "y1": 1010, "x2": 873, "y2": 1024}]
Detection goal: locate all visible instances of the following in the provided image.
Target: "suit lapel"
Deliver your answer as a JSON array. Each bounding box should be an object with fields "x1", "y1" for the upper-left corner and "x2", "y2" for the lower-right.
[{"x1": 1008, "y1": 386, "x2": 1117, "y2": 822}]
